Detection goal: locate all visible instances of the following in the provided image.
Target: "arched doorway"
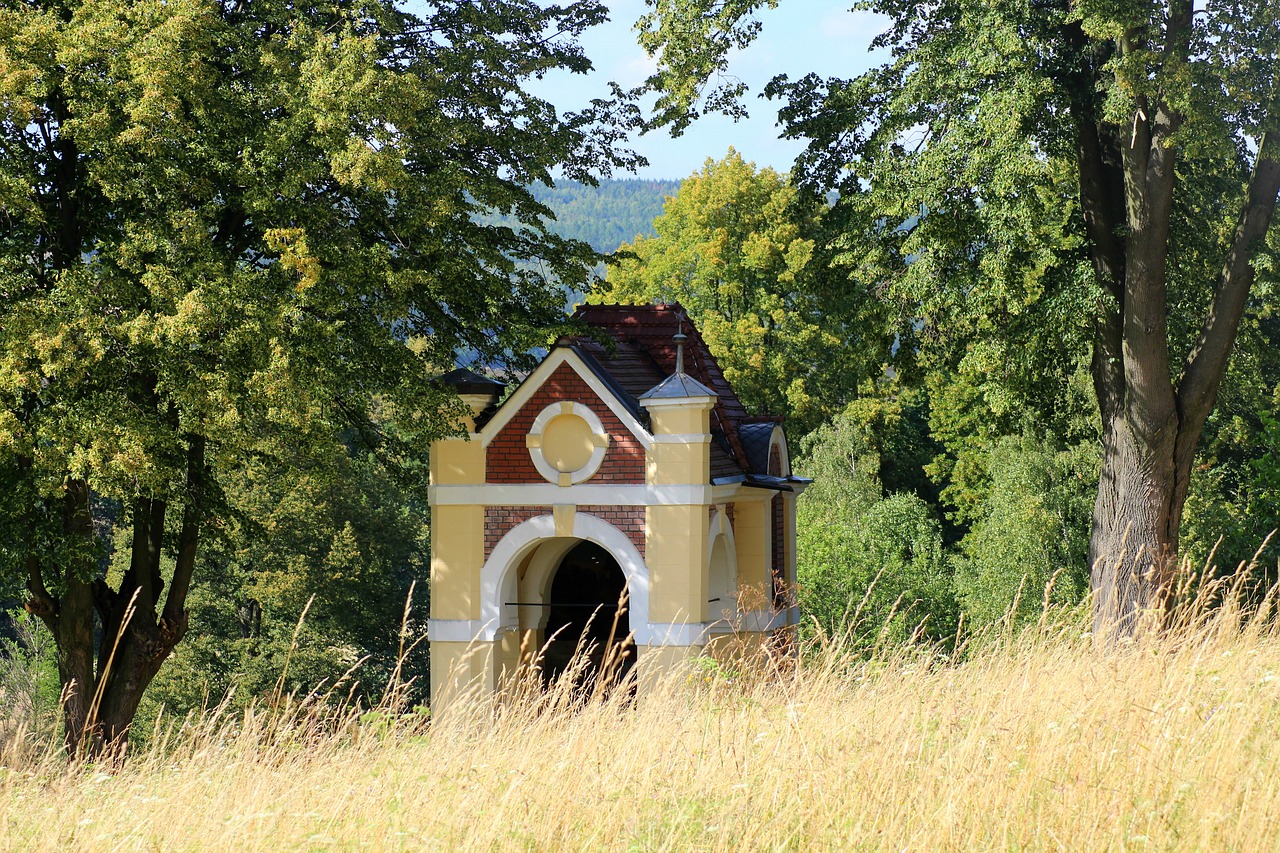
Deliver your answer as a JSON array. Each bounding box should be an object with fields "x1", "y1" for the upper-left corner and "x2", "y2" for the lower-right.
[{"x1": 541, "y1": 540, "x2": 634, "y2": 688}]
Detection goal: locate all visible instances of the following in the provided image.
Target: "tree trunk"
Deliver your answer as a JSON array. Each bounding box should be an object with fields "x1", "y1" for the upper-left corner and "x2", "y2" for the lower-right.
[
  {"x1": 1089, "y1": 418, "x2": 1184, "y2": 637},
  {"x1": 87, "y1": 621, "x2": 172, "y2": 753},
  {"x1": 26, "y1": 436, "x2": 206, "y2": 758},
  {"x1": 1068, "y1": 6, "x2": 1280, "y2": 638}
]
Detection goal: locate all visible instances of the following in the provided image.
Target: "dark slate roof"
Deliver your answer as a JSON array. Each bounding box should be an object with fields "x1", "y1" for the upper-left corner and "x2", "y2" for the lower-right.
[
  {"x1": 435, "y1": 367, "x2": 506, "y2": 396},
  {"x1": 738, "y1": 422, "x2": 778, "y2": 476},
  {"x1": 565, "y1": 303, "x2": 753, "y2": 481},
  {"x1": 640, "y1": 371, "x2": 717, "y2": 400}
]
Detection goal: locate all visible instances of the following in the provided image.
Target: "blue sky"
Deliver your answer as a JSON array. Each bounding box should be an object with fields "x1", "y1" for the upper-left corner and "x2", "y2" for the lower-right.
[
  {"x1": 405, "y1": 2, "x2": 889, "y2": 180},
  {"x1": 535, "y1": 0, "x2": 890, "y2": 179}
]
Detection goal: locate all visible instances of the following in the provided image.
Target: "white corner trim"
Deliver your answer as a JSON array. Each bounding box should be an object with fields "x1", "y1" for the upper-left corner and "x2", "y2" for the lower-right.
[
  {"x1": 478, "y1": 348, "x2": 653, "y2": 451},
  {"x1": 650, "y1": 433, "x2": 712, "y2": 444},
  {"x1": 640, "y1": 394, "x2": 717, "y2": 410},
  {"x1": 643, "y1": 621, "x2": 713, "y2": 647},
  {"x1": 740, "y1": 608, "x2": 791, "y2": 632},
  {"x1": 428, "y1": 619, "x2": 490, "y2": 643},
  {"x1": 478, "y1": 513, "x2": 653, "y2": 644},
  {"x1": 429, "y1": 483, "x2": 714, "y2": 507},
  {"x1": 711, "y1": 482, "x2": 751, "y2": 503}
]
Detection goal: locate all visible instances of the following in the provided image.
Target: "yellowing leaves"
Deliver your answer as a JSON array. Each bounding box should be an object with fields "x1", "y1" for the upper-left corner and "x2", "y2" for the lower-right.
[
  {"x1": 595, "y1": 149, "x2": 886, "y2": 432},
  {"x1": 266, "y1": 228, "x2": 322, "y2": 293}
]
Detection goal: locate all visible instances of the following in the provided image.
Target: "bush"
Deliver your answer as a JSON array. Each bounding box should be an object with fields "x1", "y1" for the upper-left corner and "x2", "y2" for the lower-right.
[
  {"x1": 795, "y1": 407, "x2": 956, "y2": 649},
  {"x1": 951, "y1": 434, "x2": 1094, "y2": 629},
  {"x1": 0, "y1": 609, "x2": 61, "y2": 745}
]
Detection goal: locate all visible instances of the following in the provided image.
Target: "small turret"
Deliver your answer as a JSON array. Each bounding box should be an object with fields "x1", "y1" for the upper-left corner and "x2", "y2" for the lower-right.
[
  {"x1": 436, "y1": 367, "x2": 505, "y2": 431},
  {"x1": 639, "y1": 330, "x2": 717, "y2": 403}
]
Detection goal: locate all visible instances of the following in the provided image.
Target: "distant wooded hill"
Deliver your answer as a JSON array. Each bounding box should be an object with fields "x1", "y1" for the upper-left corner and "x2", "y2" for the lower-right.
[{"x1": 486, "y1": 178, "x2": 681, "y2": 255}]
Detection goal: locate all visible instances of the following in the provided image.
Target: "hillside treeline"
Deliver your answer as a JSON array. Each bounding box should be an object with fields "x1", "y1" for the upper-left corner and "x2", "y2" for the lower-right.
[{"x1": 479, "y1": 178, "x2": 681, "y2": 255}]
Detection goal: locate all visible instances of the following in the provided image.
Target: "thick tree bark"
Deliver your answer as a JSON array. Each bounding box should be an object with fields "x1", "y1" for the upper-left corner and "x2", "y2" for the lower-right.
[
  {"x1": 1069, "y1": 8, "x2": 1280, "y2": 637},
  {"x1": 1089, "y1": 422, "x2": 1182, "y2": 635},
  {"x1": 24, "y1": 437, "x2": 207, "y2": 757},
  {"x1": 52, "y1": 480, "x2": 99, "y2": 754}
]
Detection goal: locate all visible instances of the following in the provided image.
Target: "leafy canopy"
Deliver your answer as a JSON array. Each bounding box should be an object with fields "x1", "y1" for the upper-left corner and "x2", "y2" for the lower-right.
[
  {"x1": 595, "y1": 149, "x2": 889, "y2": 433},
  {"x1": 0, "y1": 0, "x2": 638, "y2": 747}
]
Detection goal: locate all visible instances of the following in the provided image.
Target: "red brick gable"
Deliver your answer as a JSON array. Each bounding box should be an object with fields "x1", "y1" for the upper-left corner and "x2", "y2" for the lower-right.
[
  {"x1": 569, "y1": 303, "x2": 751, "y2": 479},
  {"x1": 486, "y1": 362, "x2": 646, "y2": 484},
  {"x1": 484, "y1": 506, "x2": 646, "y2": 561}
]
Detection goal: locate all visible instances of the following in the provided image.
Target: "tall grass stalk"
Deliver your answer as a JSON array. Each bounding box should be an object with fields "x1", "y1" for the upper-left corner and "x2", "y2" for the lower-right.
[{"x1": 5, "y1": 566, "x2": 1280, "y2": 849}]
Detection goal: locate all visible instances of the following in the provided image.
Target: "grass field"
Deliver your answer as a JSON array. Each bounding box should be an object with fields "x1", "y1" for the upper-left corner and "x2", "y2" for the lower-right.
[{"x1": 5, "y1": 584, "x2": 1280, "y2": 850}]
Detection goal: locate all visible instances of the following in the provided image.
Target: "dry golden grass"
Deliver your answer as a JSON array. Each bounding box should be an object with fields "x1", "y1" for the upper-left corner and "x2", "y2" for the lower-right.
[{"x1": 5, "y1": 587, "x2": 1280, "y2": 850}]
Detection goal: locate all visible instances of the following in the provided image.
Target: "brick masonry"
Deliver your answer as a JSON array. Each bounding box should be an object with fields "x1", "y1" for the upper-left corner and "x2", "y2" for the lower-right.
[
  {"x1": 487, "y1": 362, "x2": 646, "y2": 484},
  {"x1": 484, "y1": 505, "x2": 647, "y2": 561}
]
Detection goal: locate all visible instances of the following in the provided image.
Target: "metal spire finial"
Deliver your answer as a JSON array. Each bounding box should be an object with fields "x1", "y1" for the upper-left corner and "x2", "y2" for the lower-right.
[{"x1": 673, "y1": 311, "x2": 688, "y2": 374}]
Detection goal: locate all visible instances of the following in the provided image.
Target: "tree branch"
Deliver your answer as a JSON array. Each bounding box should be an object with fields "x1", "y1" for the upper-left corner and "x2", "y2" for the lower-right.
[
  {"x1": 127, "y1": 497, "x2": 155, "y2": 615},
  {"x1": 24, "y1": 553, "x2": 57, "y2": 628},
  {"x1": 1178, "y1": 122, "x2": 1280, "y2": 434},
  {"x1": 162, "y1": 435, "x2": 207, "y2": 640}
]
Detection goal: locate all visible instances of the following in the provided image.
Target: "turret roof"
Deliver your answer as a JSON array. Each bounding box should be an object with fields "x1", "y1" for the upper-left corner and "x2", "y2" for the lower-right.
[{"x1": 564, "y1": 303, "x2": 751, "y2": 481}]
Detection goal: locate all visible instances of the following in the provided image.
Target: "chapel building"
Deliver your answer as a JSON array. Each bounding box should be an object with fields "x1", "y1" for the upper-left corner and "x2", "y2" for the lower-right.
[{"x1": 427, "y1": 303, "x2": 809, "y2": 707}]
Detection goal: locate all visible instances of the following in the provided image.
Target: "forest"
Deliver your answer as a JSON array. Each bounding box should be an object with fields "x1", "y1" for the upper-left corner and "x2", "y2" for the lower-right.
[
  {"x1": 482, "y1": 178, "x2": 681, "y2": 255},
  {"x1": 1, "y1": 5, "x2": 1280, "y2": 841}
]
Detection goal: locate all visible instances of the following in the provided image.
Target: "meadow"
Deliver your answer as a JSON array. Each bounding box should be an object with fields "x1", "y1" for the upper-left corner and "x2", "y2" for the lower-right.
[{"x1": 4, "y1": 577, "x2": 1280, "y2": 851}]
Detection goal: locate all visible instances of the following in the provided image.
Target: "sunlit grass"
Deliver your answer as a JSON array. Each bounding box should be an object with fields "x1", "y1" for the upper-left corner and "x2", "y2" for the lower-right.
[{"x1": 5, "y1": 569, "x2": 1280, "y2": 850}]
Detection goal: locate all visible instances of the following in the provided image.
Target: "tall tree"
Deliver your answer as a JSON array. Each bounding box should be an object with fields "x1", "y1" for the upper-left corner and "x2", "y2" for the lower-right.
[
  {"x1": 596, "y1": 149, "x2": 890, "y2": 434},
  {"x1": 636, "y1": 0, "x2": 1280, "y2": 634},
  {"x1": 0, "y1": 0, "x2": 635, "y2": 753}
]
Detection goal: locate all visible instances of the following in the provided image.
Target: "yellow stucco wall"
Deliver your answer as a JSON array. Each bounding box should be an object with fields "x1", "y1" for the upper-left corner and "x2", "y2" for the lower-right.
[
  {"x1": 648, "y1": 405, "x2": 710, "y2": 436},
  {"x1": 632, "y1": 644, "x2": 701, "y2": 693},
  {"x1": 646, "y1": 503, "x2": 709, "y2": 623},
  {"x1": 732, "y1": 498, "x2": 771, "y2": 603},
  {"x1": 429, "y1": 430, "x2": 486, "y2": 624},
  {"x1": 430, "y1": 640, "x2": 494, "y2": 709},
  {"x1": 428, "y1": 504, "x2": 485, "y2": 621},
  {"x1": 642, "y1": 397, "x2": 715, "y2": 628},
  {"x1": 429, "y1": 437, "x2": 485, "y2": 485},
  {"x1": 645, "y1": 441, "x2": 711, "y2": 485}
]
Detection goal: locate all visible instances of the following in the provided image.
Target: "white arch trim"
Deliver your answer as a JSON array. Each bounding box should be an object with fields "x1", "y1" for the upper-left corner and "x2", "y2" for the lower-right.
[
  {"x1": 707, "y1": 506, "x2": 740, "y2": 632},
  {"x1": 768, "y1": 425, "x2": 792, "y2": 477},
  {"x1": 707, "y1": 506, "x2": 737, "y2": 561},
  {"x1": 478, "y1": 513, "x2": 655, "y2": 644}
]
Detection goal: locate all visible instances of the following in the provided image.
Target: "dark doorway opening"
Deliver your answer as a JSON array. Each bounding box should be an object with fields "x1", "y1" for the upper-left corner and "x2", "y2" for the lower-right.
[{"x1": 542, "y1": 540, "x2": 634, "y2": 689}]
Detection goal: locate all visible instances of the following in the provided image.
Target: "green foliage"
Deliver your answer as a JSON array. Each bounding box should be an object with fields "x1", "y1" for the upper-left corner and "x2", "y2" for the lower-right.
[
  {"x1": 596, "y1": 149, "x2": 890, "y2": 433},
  {"x1": 0, "y1": 610, "x2": 61, "y2": 741},
  {"x1": 795, "y1": 383, "x2": 1099, "y2": 643},
  {"x1": 636, "y1": 0, "x2": 1280, "y2": 633},
  {"x1": 950, "y1": 435, "x2": 1095, "y2": 629},
  {"x1": 794, "y1": 404, "x2": 956, "y2": 649},
  {"x1": 140, "y1": 442, "x2": 428, "y2": 721},
  {"x1": 635, "y1": 0, "x2": 776, "y2": 134},
  {"x1": 0, "y1": 0, "x2": 638, "y2": 741},
  {"x1": 1179, "y1": 272, "x2": 1280, "y2": 576},
  {"x1": 838, "y1": 380, "x2": 943, "y2": 519}
]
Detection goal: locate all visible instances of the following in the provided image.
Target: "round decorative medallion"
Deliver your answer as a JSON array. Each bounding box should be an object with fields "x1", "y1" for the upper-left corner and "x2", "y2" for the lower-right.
[{"x1": 525, "y1": 402, "x2": 610, "y2": 486}]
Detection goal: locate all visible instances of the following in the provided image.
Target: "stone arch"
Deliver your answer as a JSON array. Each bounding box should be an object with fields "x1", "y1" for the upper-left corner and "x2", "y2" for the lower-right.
[{"x1": 479, "y1": 512, "x2": 652, "y2": 644}]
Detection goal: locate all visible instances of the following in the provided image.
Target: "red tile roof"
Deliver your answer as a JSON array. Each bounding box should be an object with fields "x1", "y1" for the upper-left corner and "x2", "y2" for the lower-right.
[{"x1": 564, "y1": 303, "x2": 751, "y2": 481}]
